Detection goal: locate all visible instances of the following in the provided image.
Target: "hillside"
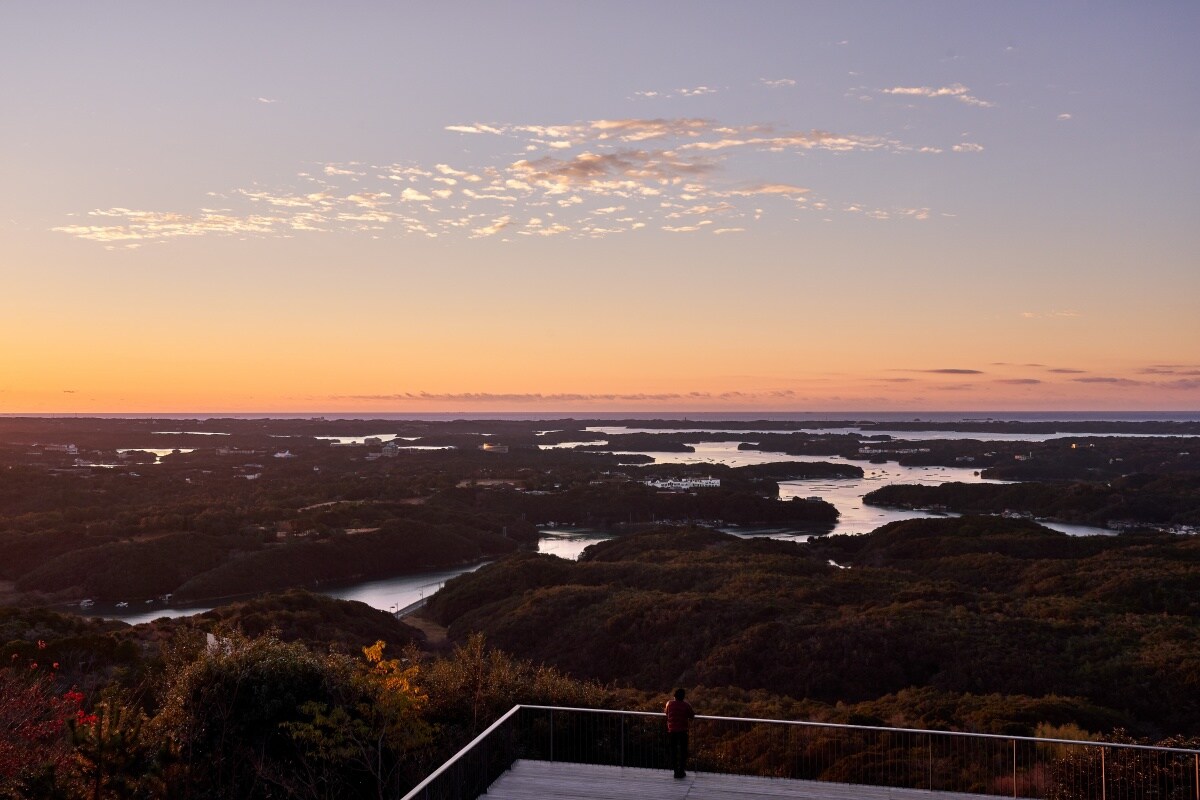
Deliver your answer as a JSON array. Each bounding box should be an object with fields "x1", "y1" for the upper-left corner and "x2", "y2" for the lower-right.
[{"x1": 427, "y1": 518, "x2": 1200, "y2": 737}]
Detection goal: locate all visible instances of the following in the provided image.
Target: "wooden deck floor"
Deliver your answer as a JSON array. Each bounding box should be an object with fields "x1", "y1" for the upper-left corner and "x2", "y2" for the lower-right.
[{"x1": 484, "y1": 760, "x2": 1006, "y2": 799}]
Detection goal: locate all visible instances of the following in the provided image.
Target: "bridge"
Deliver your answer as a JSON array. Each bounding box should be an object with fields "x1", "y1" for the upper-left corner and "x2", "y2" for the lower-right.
[{"x1": 402, "y1": 705, "x2": 1200, "y2": 800}]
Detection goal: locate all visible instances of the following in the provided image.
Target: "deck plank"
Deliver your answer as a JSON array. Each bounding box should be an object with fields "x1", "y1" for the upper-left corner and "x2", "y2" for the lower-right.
[{"x1": 484, "y1": 760, "x2": 1007, "y2": 800}]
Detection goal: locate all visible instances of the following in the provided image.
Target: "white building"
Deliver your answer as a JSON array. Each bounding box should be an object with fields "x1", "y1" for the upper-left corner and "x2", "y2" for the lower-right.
[{"x1": 642, "y1": 476, "x2": 721, "y2": 490}]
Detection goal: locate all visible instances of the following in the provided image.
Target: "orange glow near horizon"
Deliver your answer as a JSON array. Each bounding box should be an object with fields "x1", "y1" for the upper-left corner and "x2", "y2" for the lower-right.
[{"x1": 3, "y1": 5, "x2": 1197, "y2": 415}]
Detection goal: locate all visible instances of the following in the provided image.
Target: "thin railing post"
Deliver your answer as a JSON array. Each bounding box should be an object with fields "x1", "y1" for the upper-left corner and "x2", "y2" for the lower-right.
[
  {"x1": 1101, "y1": 746, "x2": 1106, "y2": 800},
  {"x1": 927, "y1": 733, "x2": 933, "y2": 791},
  {"x1": 1194, "y1": 752, "x2": 1198, "y2": 800},
  {"x1": 620, "y1": 714, "x2": 625, "y2": 768},
  {"x1": 549, "y1": 709, "x2": 554, "y2": 763},
  {"x1": 1012, "y1": 738, "x2": 1018, "y2": 799}
]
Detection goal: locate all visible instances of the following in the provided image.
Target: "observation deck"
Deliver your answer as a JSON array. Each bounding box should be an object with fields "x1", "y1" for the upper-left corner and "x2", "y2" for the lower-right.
[
  {"x1": 403, "y1": 705, "x2": 1200, "y2": 800},
  {"x1": 486, "y1": 759, "x2": 1001, "y2": 799}
]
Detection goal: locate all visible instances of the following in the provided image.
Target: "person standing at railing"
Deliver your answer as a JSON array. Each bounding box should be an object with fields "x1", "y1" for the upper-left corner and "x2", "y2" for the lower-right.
[{"x1": 665, "y1": 688, "x2": 696, "y2": 779}]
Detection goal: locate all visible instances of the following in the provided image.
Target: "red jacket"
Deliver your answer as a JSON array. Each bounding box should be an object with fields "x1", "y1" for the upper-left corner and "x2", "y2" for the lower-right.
[{"x1": 664, "y1": 699, "x2": 695, "y2": 733}]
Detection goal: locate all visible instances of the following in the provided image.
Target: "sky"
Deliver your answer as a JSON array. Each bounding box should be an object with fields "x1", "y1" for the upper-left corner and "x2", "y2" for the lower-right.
[{"x1": 3, "y1": 1, "x2": 1198, "y2": 414}]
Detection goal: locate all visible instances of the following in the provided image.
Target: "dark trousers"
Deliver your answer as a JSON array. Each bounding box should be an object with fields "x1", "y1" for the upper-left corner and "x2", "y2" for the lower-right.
[{"x1": 669, "y1": 730, "x2": 689, "y2": 777}]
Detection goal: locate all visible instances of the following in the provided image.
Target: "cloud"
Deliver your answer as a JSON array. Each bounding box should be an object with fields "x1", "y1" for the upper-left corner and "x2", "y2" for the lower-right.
[
  {"x1": 1139, "y1": 365, "x2": 1200, "y2": 376},
  {"x1": 914, "y1": 368, "x2": 985, "y2": 375},
  {"x1": 53, "y1": 208, "x2": 289, "y2": 241},
  {"x1": 471, "y1": 215, "x2": 512, "y2": 238},
  {"x1": 952, "y1": 142, "x2": 985, "y2": 153},
  {"x1": 445, "y1": 123, "x2": 504, "y2": 135},
  {"x1": 331, "y1": 390, "x2": 804, "y2": 404},
  {"x1": 1057, "y1": 113, "x2": 1072, "y2": 121},
  {"x1": 678, "y1": 86, "x2": 718, "y2": 97},
  {"x1": 727, "y1": 183, "x2": 809, "y2": 196},
  {"x1": 400, "y1": 187, "x2": 431, "y2": 202},
  {"x1": 994, "y1": 378, "x2": 1043, "y2": 385},
  {"x1": 760, "y1": 78, "x2": 796, "y2": 88},
  {"x1": 1047, "y1": 368, "x2": 1087, "y2": 374},
  {"x1": 590, "y1": 118, "x2": 714, "y2": 141},
  {"x1": 881, "y1": 83, "x2": 994, "y2": 108},
  {"x1": 1071, "y1": 376, "x2": 1144, "y2": 386},
  {"x1": 1020, "y1": 310, "x2": 1082, "y2": 319},
  {"x1": 256, "y1": 97, "x2": 277, "y2": 104},
  {"x1": 57, "y1": 113, "x2": 947, "y2": 245},
  {"x1": 511, "y1": 149, "x2": 716, "y2": 189}
]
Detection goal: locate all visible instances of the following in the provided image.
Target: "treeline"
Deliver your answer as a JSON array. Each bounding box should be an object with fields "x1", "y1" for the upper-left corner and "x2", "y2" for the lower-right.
[
  {"x1": 5, "y1": 580, "x2": 1200, "y2": 799},
  {"x1": 864, "y1": 472, "x2": 1200, "y2": 527},
  {"x1": 430, "y1": 481, "x2": 839, "y2": 529},
  {"x1": 3, "y1": 505, "x2": 531, "y2": 604},
  {"x1": 739, "y1": 433, "x2": 1200, "y2": 478},
  {"x1": 428, "y1": 518, "x2": 1200, "y2": 737}
]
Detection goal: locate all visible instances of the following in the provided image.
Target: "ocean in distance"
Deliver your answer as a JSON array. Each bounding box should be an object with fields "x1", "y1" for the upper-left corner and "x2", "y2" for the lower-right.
[{"x1": 7, "y1": 410, "x2": 1200, "y2": 422}]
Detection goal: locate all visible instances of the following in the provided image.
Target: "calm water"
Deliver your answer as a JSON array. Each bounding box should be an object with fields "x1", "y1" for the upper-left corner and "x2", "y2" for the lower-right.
[
  {"x1": 96, "y1": 563, "x2": 490, "y2": 625},
  {"x1": 95, "y1": 435, "x2": 1123, "y2": 623}
]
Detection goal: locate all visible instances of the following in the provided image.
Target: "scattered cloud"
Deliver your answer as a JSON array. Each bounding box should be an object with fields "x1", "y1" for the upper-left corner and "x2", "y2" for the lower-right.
[
  {"x1": 1071, "y1": 376, "x2": 1144, "y2": 386},
  {"x1": 1057, "y1": 113, "x2": 1072, "y2": 121},
  {"x1": 994, "y1": 378, "x2": 1043, "y2": 385},
  {"x1": 256, "y1": 97, "x2": 277, "y2": 104},
  {"x1": 1047, "y1": 368, "x2": 1088, "y2": 374},
  {"x1": 1140, "y1": 365, "x2": 1200, "y2": 376},
  {"x1": 331, "y1": 389, "x2": 805, "y2": 404},
  {"x1": 632, "y1": 86, "x2": 718, "y2": 100},
  {"x1": 880, "y1": 83, "x2": 994, "y2": 108},
  {"x1": 1020, "y1": 310, "x2": 1082, "y2": 319},
  {"x1": 952, "y1": 142, "x2": 985, "y2": 153},
  {"x1": 471, "y1": 215, "x2": 512, "y2": 238},
  {"x1": 913, "y1": 368, "x2": 985, "y2": 375},
  {"x1": 760, "y1": 78, "x2": 796, "y2": 88},
  {"x1": 56, "y1": 114, "x2": 950, "y2": 245}
]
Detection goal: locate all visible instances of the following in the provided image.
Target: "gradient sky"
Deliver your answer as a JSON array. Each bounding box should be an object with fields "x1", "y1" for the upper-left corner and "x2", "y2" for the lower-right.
[{"x1": 3, "y1": 2, "x2": 1198, "y2": 413}]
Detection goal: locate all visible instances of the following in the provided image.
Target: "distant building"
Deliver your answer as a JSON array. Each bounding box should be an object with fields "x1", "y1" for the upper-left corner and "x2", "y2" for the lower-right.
[
  {"x1": 642, "y1": 476, "x2": 721, "y2": 490},
  {"x1": 216, "y1": 446, "x2": 258, "y2": 456},
  {"x1": 481, "y1": 443, "x2": 510, "y2": 453}
]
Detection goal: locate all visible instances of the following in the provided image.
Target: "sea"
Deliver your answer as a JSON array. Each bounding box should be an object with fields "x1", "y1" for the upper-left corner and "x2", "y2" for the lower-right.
[{"x1": 7, "y1": 411, "x2": 1200, "y2": 422}]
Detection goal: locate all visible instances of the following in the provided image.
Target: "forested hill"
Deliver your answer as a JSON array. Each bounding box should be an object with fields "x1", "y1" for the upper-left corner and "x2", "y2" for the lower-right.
[
  {"x1": 864, "y1": 473, "x2": 1200, "y2": 529},
  {"x1": 427, "y1": 518, "x2": 1200, "y2": 737}
]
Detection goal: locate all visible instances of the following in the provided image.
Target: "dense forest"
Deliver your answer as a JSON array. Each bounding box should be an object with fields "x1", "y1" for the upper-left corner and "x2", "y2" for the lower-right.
[
  {"x1": 4, "y1": 417, "x2": 1200, "y2": 797},
  {"x1": 429, "y1": 519, "x2": 1200, "y2": 737},
  {"x1": 865, "y1": 473, "x2": 1200, "y2": 528}
]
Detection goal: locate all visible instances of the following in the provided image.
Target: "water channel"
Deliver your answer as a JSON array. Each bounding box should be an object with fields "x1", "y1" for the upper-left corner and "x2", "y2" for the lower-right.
[{"x1": 96, "y1": 438, "x2": 1117, "y2": 624}]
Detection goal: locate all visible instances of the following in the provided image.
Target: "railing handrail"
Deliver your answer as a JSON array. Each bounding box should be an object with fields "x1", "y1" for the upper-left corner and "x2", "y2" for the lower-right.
[
  {"x1": 402, "y1": 704, "x2": 1200, "y2": 799},
  {"x1": 401, "y1": 704, "x2": 522, "y2": 799},
  {"x1": 517, "y1": 704, "x2": 1200, "y2": 756}
]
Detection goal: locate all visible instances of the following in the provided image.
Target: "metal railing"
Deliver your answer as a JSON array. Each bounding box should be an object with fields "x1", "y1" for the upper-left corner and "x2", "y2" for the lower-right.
[{"x1": 402, "y1": 705, "x2": 1200, "y2": 800}]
